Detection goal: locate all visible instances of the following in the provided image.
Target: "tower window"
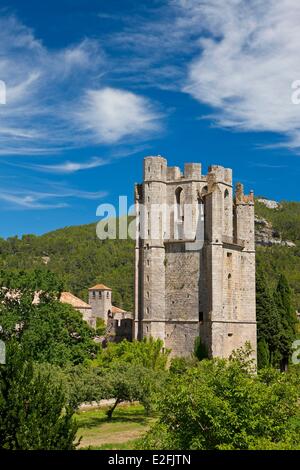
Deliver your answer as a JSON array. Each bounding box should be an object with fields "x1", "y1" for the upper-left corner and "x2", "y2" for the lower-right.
[
  {"x1": 98, "y1": 291, "x2": 102, "y2": 299},
  {"x1": 175, "y1": 186, "x2": 183, "y2": 206},
  {"x1": 228, "y1": 273, "x2": 232, "y2": 279},
  {"x1": 92, "y1": 291, "x2": 96, "y2": 299},
  {"x1": 146, "y1": 275, "x2": 149, "y2": 282},
  {"x1": 147, "y1": 259, "x2": 150, "y2": 266},
  {"x1": 107, "y1": 292, "x2": 110, "y2": 299},
  {"x1": 147, "y1": 291, "x2": 150, "y2": 299},
  {"x1": 224, "y1": 189, "x2": 229, "y2": 198},
  {"x1": 227, "y1": 252, "x2": 232, "y2": 258},
  {"x1": 199, "y1": 311, "x2": 204, "y2": 322}
]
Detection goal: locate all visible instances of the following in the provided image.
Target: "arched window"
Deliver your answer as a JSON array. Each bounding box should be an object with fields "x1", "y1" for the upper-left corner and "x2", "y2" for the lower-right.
[
  {"x1": 197, "y1": 190, "x2": 205, "y2": 243},
  {"x1": 175, "y1": 187, "x2": 184, "y2": 239},
  {"x1": 175, "y1": 186, "x2": 183, "y2": 207},
  {"x1": 223, "y1": 188, "x2": 231, "y2": 235},
  {"x1": 107, "y1": 291, "x2": 110, "y2": 299}
]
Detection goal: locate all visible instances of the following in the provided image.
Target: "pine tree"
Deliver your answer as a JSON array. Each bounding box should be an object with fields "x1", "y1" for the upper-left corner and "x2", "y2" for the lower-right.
[
  {"x1": 274, "y1": 274, "x2": 297, "y2": 371},
  {"x1": 256, "y1": 267, "x2": 282, "y2": 367},
  {"x1": 257, "y1": 339, "x2": 270, "y2": 368}
]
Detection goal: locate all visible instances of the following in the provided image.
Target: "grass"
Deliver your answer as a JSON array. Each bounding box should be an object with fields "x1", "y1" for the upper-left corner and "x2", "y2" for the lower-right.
[{"x1": 75, "y1": 403, "x2": 155, "y2": 450}]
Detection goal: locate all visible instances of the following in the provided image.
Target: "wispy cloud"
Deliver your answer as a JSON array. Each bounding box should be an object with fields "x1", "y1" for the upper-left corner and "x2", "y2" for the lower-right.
[
  {"x1": 180, "y1": 0, "x2": 300, "y2": 149},
  {"x1": 0, "y1": 192, "x2": 68, "y2": 210},
  {"x1": 21, "y1": 157, "x2": 108, "y2": 174},
  {"x1": 0, "y1": 15, "x2": 163, "y2": 156},
  {"x1": 105, "y1": 0, "x2": 300, "y2": 150},
  {"x1": 0, "y1": 185, "x2": 108, "y2": 210}
]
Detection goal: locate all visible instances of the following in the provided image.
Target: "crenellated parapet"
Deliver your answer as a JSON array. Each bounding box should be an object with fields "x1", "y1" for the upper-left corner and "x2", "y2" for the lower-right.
[{"x1": 235, "y1": 182, "x2": 254, "y2": 205}]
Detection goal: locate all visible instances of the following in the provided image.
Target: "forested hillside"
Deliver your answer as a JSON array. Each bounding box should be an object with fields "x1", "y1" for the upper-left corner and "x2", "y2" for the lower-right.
[
  {"x1": 0, "y1": 222, "x2": 135, "y2": 311},
  {"x1": 255, "y1": 200, "x2": 300, "y2": 310},
  {"x1": 1, "y1": 199, "x2": 300, "y2": 312}
]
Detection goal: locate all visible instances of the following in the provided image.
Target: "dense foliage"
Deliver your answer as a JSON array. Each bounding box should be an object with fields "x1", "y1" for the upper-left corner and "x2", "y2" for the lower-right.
[
  {"x1": 139, "y1": 347, "x2": 300, "y2": 450},
  {"x1": 64, "y1": 339, "x2": 170, "y2": 418},
  {"x1": 0, "y1": 269, "x2": 98, "y2": 366},
  {"x1": 0, "y1": 342, "x2": 78, "y2": 450},
  {"x1": 255, "y1": 199, "x2": 300, "y2": 310},
  {"x1": 256, "y1": 267, "x2": 297, "y2": 369}
]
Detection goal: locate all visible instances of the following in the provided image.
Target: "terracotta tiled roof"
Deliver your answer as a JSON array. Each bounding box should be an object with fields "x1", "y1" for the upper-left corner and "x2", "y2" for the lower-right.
[
  {"x1": 88, "y1": 284, "x2": 112, "y2": 291},
  {"x1": 111, "y1": 305, "x2": 126, "y2": 314},
  {"x1": 60, "y1": 292, "x2": 91, "y2": 309}
]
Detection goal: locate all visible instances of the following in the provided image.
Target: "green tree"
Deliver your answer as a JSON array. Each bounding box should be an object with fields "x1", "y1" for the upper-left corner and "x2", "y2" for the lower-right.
[
  {"x1": 274, "y1": 274, "x2": 297, "y2": 371},
  {"x1": 256, "y1": 267, "x2": 282, "y2": 367},
  {"x1": 257, "y1": 338, "x2": 270, "y2": 369},
  {"x1": 92, "y1": 337, "x2": 170, "y2": 371},
  {"x1": 0, "y1": 269, "x2": 97, "y2": 366},
  {"x1": 139, "y1": 347, "x2": 300, "y2": 450},
  {"x1": 0, "y1": 342, "x2": 78, "y2": 450},
  {"x1": 102, "y1": 364, "x2": 157, "y2": 420},
  {"x1": 194, "y1": 336, "x2": 208, "y2": 361}
]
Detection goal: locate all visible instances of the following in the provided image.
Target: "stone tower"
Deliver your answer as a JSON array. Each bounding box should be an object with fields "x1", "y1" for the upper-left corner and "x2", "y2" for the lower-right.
[
  {"x1": 134, "y1": 156, "x2": 256, "y2": 360},
  {"x1": 88, "y1": 284, "x2": 112, "y2": 324}
]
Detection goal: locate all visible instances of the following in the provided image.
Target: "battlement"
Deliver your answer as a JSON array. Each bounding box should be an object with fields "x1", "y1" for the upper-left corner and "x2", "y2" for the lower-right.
[
  {"x1": 167, "y1": 166, "x2": 182, "y2": 180},
  {"x1": 144, "y1": 156, "x2": 230, "y2": 184},
  {"x1": 184, "y1": 163, "x2": 202, "y2": 179},
  {"x1": 235, "y1": 183, "x2": 254, "y2": 205},
  {"x1": 208, "y1": 165, "x2": 232, "y2": 185}
]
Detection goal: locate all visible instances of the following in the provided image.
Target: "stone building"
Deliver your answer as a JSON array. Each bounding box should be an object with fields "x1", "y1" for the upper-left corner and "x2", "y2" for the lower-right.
[
  {"x1": 134, "y1": 156, "x2": 256, "y2": 360},
  {"x1": 60, "y1": 284, "x2": 133, "y2": 341}
]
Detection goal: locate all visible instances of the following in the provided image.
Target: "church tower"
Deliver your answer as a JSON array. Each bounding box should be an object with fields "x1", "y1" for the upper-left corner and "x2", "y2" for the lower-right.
[
  {"x1": 88, "y1": 284, "x2": 112, "y2": 324},
  {"x1": 134, "y1": 156, "x2": 256, "y2": 360}
]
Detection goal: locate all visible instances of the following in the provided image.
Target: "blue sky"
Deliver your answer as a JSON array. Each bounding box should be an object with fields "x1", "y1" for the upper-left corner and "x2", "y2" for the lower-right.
[{"x1": 1, "y1": 0, "x2": 300, "y2": 238}]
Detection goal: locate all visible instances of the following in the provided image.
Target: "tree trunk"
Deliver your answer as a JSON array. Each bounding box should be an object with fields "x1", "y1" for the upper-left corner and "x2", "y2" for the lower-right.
[{"x1": 106, "y1": 398, "x2": 121, "y2": 420}]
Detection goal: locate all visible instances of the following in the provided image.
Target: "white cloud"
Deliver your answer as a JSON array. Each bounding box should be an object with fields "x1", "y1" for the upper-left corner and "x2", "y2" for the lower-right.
[
  {"x1": 107, "y1": 0, "x2": 300, "y2": 149},
  {"x1": 0, "y1": 185, "x2": 108, "y2": 210},
  {"x1": 75, "y1": 87, "x2": 162, "y2": 144},
  {"x1": 180, "y1": 0, "x2": 300, "y2": 148},
  {"x1": 0, "y1": 15, "x2": 105, "y2": 155},
  {"x1": 25, "y1": 157, "x2": 108, "y2": 174},
  {"x1": 0, "y1": 192, "x2": 68, "y2": 210},
  {"x1": 0, "y1": 15, "x2": 162, "y2": 156}
]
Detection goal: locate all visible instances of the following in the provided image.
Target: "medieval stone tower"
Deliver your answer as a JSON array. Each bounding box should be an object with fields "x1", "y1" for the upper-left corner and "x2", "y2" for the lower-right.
[
  {"x1": 88, "y1": 284, "x2": 112, "y2": 323},
  {"x1": 134, "y1": 156, "x2": 256, "y2": 360}
]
